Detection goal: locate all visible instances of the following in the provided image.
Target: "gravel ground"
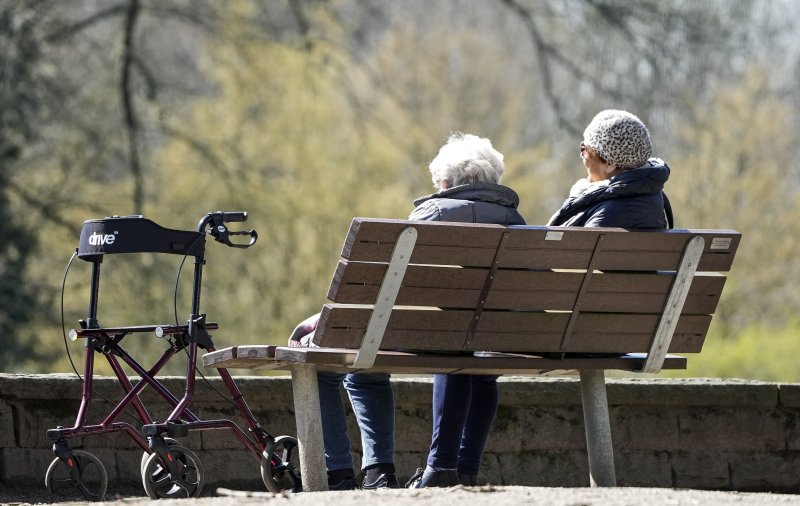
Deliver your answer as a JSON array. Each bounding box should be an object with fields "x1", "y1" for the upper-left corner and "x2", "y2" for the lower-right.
[{"x1": 2, "y1": 485, "x2": 799, "y2": 506}]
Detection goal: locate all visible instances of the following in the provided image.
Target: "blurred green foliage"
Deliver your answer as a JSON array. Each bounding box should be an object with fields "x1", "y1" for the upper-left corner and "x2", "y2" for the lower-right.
[
  {"x1": 2, "y1": 0, "x2": 799, "y2": 382},
  {"x1": 665, "y1": 322, "x2": 800, "y2": 383}
]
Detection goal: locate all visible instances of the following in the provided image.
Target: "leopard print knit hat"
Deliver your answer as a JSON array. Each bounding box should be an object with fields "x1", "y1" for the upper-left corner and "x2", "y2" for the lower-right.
[{"x1": 583, "y1": 110, "x2": 652, "y2": 169}]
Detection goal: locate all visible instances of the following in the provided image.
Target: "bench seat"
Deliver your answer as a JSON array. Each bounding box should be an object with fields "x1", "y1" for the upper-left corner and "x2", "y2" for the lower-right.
[{"x1": 204, "y1": 345, "x2": 688, "y2": 375}]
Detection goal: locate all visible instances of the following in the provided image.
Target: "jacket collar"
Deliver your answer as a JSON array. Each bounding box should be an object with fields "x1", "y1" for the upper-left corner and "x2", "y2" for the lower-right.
[{"x1": 413, "y1": 182, "x2": 521, "y2": 208}]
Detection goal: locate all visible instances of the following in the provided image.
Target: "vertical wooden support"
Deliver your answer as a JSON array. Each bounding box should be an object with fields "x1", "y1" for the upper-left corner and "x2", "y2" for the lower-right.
[
  {"x1": 559, "y1": 234, "x2": 605, "y2": 352},
  {"x1": 290, "y1": 364, "x2": 328, "y2": 491},
  {"x1": 464, "y1": 232, "x2": 510, "y2": 349},
  {"x1": 579, "y1": 369, "x2": 616, "y2": 487}
]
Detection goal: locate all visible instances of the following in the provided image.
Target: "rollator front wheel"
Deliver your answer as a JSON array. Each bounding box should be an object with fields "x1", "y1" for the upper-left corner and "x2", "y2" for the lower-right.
[
  {"x1": 261, "y1": 435, "x2": 302, "y2": 493},
  {"x1": 45, "y1": 449, "x2": 108, "y2": 502},
  {"x1": 140, "y1": 437, "x2": 179, "y2": 476},
  {"x1": 141, "y1": 444, "x2": 204, "y2": 499}
]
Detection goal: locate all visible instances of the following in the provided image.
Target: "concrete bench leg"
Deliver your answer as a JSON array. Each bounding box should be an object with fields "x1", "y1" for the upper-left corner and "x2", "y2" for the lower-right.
[
  {"x1": 579, "y1": 369, "x2": 617, "y2": 487},
  {"x1": 290, "y1": 364, "x2": 328, "y2": 491}
]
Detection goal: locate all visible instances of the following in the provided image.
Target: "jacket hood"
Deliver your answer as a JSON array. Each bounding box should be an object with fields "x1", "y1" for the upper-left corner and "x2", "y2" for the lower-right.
[
  {"x1": 605, "y1": 158, "x2": 669, "y2": 197},
  {"x1": 547, "y1": 158, "x2": 670, "y2": 227}
]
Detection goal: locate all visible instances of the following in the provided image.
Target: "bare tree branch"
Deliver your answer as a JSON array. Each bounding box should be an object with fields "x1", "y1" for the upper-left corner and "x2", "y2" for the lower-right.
[
  {"x1": 45, "y1": 4, "x2": 126, "y2": 42},
  {"x1": 121, "y1": 0, "x2": 144, "y2": 213},
  {"x1": 498, "y1": 0, "x2": 580, "y2": 136}
]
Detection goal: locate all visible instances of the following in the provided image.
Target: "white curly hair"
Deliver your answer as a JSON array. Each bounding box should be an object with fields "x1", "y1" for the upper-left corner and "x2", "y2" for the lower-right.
[{"x1": 428, "y1": 132, "x2": 505, "y2": 189}]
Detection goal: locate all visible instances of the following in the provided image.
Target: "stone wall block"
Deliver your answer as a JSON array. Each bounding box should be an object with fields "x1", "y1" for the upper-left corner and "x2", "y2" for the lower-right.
[
  {"x1": 1, "y1": 447, "x2": 55, "y2": 484},
  {"x1": 395, "y1": 405, "x2": 434, "y2": 452},
  {"x1": 497, "y1": 377, "x2": 581, "y2": 406},
  {"x1": 612, "y1": 406, "x2": 679, "y2": 450},
  {"x1": 614, "y1": 450, "x2": 672, "y2": 487},
  {"x1": 729, "y1": 451, "x2": 800, "y2": 492},
  {"x1": 497, "y1": 450, "x2": 588, "y2": 486},
  {"x1": 608, "y1": 378, "x2": 778, "y2": 407},
  {"x1": 491, "y1": 406, "x2": 585, "y2": 451},
  {"x1": 670, "y1": 450, "x2": 732, "y2": 489},
  {"x1": 785, "y1": 410, "x2": 800, "y2": 450},
  {"x1": 17, "y1": 399, "x2": 83, "y2": 448},
  {"x1": 678, "y1": 407, "x2": 784, "y2": 451},
  {"x1": 196, "y1": 448, "x2": 265, "y2": 490},
  {"x1": 222, "y1": 377, "x2": 296, "y2": 408},
  {"x1": 114, "y1": 448, "x2": 146, "y2": 487},
  {"x1": 0, "y1": 374, "x2": 83, "y2": 401},
  {"x1": 75, "y1": 429, "x2": 145, "y2": 450},
  {"x1": 0, "y1": 402, "x2": 15, "y2": 448},
  {"x1": 778, "y1": 384, "x2": 800, "y2": 408}
]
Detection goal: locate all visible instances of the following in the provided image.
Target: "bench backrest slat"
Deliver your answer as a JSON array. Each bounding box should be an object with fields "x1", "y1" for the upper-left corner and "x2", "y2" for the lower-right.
[
  {"x1": 342, "y1": 219, "x2": 740, "y2": 271},
  {"x1": 329, "y1": 262, "x2": 726, "y2": 314},
  {"x1": 315, "y1": 306, "x2": 710, "y2": 354}
]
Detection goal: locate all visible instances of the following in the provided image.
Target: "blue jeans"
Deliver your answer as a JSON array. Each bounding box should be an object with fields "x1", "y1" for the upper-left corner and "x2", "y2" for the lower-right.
[
  {"x1": 318, "y1": 371, "x2": 395, "y2": 472},
  {"x1": 426, "y1": 373, "x2": 499, "y2": 475}
]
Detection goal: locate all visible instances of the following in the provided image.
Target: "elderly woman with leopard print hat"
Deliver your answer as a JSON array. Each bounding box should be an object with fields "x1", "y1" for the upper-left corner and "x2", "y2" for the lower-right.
[{"x1": 548, "y1": 109, "x2": 672, "y2": 229}]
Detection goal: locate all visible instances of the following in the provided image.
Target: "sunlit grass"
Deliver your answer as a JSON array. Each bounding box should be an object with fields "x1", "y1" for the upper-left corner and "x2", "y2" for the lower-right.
[{"x1": 662, "y1": 321, "x2": 800, "y2": 382}]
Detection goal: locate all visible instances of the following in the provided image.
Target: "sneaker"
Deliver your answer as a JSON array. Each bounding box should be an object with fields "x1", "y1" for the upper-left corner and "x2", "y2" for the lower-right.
[
  {"x1": 458, "y1": 473, "x2": 479, "y2": 486},
  {"x1": 328, "y1": 476, "x2": 359, "y2": 491},
  {"x1": 408, "y1": 467, "x2": 460, "y2": 488},
  {"x1": 362, "y1": 472, "x2": 400, "y2": 489},
  {"x1": 405, "y1": 467, "x2": 425, "y2": 488}
]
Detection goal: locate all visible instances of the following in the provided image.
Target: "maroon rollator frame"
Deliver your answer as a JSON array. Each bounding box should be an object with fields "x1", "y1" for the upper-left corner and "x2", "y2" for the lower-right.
[{"x1": 45, "y1": 212, "x2": 300, "y2": 501}]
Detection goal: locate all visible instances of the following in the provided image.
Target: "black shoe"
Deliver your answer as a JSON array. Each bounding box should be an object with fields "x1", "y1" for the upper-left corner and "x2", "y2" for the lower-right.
[
  {"x1": 362, "y1": 472, "x2": 400, "y2": 489},
  {"x1": 328, "y1": 476, "x2": 359, "y2": 491},
  {"x1": 410, "y1": 468, "x2": 460, "y2": 488},
  {"x1": 458, "y1": 473, "x2": 479, "y2": 486},
  {"x1": 405, "y1": 467, "x2": 425, "y2": 488}
]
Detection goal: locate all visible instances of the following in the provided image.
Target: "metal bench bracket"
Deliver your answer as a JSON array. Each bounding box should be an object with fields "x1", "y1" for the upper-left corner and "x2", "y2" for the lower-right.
[
  {"x1": 352, "y1": 226, "x2": 417, "y2": 369},
  {"x1": 640, "y1": 235, "x2": 705, "y2": 373}
]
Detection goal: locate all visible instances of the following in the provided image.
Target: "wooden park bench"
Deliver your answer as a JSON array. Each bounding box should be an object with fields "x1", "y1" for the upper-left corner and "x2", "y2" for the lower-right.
[{"x1": 203, "y1": 218, "x2": 741, "y2": 491}]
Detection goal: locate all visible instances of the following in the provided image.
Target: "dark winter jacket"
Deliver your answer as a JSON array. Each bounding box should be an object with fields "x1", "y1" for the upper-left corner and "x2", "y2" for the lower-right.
[
  {"x1": 547, "y1": 158, "x2": 670, "y2": 228},
  {"x1": 409, "y1": 182, "x2": 526, "y2": 225}
]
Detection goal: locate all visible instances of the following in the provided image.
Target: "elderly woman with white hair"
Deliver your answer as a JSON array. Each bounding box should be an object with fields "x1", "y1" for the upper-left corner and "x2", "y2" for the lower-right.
[
  {"x1": 289, "y1": 132, "x2": 525, "y2": 491},
  {"x1": 408, "y1": 132, "x2": 526, "y2": 488}
]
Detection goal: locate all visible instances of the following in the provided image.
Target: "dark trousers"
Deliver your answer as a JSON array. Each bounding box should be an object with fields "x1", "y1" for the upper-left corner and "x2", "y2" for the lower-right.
[{"x1": 426, "y1": 373, "x2": 499, "y2": 475}]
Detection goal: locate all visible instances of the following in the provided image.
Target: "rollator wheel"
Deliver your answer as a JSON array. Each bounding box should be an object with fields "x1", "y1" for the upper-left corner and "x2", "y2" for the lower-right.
[
  {"x1": 141, "y1": 443, "x2": 204, "y2": 499},
  {"x1": 261, "y1": 435, "x2": 302, "y2": 493},
  {"x1": 45, "y1": 449, "x2": 108, "y2": 502},
  {"x1": 139, "y1": 437, "x2": 179, "y2": 476}
]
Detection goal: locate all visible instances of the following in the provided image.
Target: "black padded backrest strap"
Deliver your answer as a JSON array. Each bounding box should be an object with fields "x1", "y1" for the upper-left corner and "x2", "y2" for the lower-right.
[
  {"x1": 78, "y1": 216, "x2": 205, "y2": 260},
  {"x1": 663, "y1": 191, "x2": 674, "y2": 229}
]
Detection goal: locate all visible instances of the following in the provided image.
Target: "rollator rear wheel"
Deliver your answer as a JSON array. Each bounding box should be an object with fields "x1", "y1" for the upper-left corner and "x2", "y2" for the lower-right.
[
  {"x1": 45, "y1": 449, "x2": 108, "y2": 502},
  {"x1": 141, "y1": 444, "x2": 204, "y2": 499},
  {"x1": 261, "y1": 435, "x2": 302, "y2": 493}
]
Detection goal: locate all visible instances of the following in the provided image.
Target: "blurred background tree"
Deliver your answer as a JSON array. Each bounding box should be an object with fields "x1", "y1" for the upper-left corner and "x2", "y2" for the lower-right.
[{"x1": 1, "y1": 0, "x2": 798, "y2": 381}]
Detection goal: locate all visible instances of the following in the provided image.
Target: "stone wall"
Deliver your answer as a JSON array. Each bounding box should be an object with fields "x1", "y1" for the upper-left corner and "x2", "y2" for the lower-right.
[{"x1": 1, "y1": 373, "x2": 798, "y2": 495}]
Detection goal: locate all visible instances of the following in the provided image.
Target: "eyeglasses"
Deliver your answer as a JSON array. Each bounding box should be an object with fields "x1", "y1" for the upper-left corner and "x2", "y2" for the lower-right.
[{"x1": 580, "y1": 142, "x2": 607, "y2": 163}]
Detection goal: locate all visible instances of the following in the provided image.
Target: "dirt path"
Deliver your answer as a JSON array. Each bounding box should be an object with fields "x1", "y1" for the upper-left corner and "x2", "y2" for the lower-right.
[{"x1": 3, "y1": 486, "x2": 798, "y2": 506}]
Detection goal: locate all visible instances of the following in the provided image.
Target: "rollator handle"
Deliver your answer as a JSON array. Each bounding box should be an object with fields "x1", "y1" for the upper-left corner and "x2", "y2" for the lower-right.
[
  {"x1": 200, "y1": 211, "x2": 258, "y2": 249},
  {"x1": 221, "y1": 211, "x2": 247, "y2": 223}
]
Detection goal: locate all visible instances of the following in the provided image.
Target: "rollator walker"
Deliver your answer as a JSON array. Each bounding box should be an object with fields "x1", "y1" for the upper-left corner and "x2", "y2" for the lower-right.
[{"x1": 45, "y1": 211, "x2": 301, "y2": 501}]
